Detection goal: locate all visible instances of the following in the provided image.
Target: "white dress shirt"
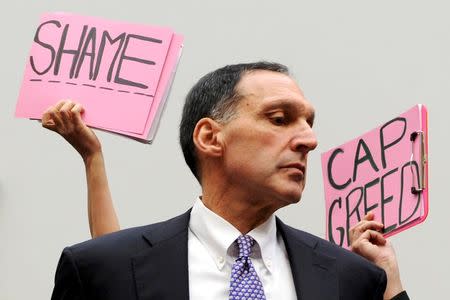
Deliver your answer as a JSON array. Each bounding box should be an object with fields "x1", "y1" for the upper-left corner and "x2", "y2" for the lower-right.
[{"x1": 188, "y1": 198, "x2": 297, "y2": 300}]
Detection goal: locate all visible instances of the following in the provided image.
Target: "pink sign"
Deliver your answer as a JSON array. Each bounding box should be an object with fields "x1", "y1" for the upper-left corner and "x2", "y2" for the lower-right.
[
  {"x1": 15, "y1": 12, "x2": 183, "y2": 138},
  {"x1": 112, "y1": 34, "x2": 184, "y2": 140},
  {"x1": 321, "y1": 105, "x2": 429, "y2": 249}
]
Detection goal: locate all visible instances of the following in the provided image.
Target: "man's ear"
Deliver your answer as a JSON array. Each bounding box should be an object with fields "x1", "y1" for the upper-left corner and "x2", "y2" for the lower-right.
[{"x1": 193, "y1": 118, "x2": 223, "y2": 158}]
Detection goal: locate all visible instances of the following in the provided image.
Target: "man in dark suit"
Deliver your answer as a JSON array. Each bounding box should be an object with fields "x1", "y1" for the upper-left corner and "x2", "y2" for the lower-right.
[{"x1": 47, "y1": 62, "x2": 409, "y2": 299}]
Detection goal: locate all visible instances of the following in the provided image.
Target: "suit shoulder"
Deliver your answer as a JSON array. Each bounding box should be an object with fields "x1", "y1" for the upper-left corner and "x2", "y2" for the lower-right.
[
  {"x1": 278, "y1": 221, "x2": 384, "y2": 274},
  {"x1": 278, "y1": 220, "x2": 386, "y2": 299},
  {"x1": 66, "y1": 210, "x2": 191, "y2": 259}
]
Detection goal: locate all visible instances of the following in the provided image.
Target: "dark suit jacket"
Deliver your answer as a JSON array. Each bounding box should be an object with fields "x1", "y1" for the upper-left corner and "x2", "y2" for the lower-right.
[{"x1": 52, "y1": 210, "x2": 388, "y2": 300}]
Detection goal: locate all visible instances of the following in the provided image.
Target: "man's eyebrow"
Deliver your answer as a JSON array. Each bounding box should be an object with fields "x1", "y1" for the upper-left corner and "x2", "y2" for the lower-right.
[
  {"x1": 262, "y1": 98, "x2": 299, "y2": 109},
  {"x1": 262, "y1": 98, "x2": 315, "y2": 117}
]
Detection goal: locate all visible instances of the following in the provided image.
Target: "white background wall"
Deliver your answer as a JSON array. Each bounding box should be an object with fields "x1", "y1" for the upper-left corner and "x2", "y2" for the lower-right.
[{"x1": 1, "y1": 1, "x2": 449, "y2": 299}]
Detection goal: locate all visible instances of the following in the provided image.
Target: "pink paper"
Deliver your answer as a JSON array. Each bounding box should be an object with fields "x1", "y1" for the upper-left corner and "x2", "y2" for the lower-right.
[
  {"x1": 16, "y1": 12, "x2": 175, "y2": 134},
  {"x1": 321, "y1": 105, "x2": 428, "y2": 248},
  {"x1": 108, "y1": 34, "x2": 184, "y2": 140}
]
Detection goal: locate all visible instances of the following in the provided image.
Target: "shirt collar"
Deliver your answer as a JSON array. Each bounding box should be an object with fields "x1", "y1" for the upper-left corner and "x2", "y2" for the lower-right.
[
  {"x1": 247, "y1": 210, "x2": 277, "y2": 273},
  {"x1": 189, "y1": 197, "x2": 277, "y2": 273}
]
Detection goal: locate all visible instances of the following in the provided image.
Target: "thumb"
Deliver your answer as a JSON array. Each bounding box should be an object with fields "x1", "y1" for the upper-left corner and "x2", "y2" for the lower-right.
[{"x1": 42, "y1": 107, "x2": 56, "y2": 131}]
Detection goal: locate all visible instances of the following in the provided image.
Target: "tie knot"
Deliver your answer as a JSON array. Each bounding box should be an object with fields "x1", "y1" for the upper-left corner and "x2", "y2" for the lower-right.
[{"x1": 236, "y1": 235, "x2": 255, "y2": 258}]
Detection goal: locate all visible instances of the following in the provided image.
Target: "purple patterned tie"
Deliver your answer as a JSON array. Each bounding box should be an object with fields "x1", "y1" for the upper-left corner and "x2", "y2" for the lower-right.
[{"x1": 229, "y1": 235, "x2": 266, "y2": 300}]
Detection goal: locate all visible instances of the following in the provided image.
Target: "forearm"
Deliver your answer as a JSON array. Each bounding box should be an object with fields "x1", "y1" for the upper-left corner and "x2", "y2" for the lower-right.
[
  {"x1": 378, "y1": 255, "x2": 404, "y2": 300},
  {"x1": 84, "y1": 151, "x2": 120, "y2": 238}
]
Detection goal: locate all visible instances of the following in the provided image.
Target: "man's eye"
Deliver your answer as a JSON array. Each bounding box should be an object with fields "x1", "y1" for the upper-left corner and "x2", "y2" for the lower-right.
[{"x1": 271, "y1": 116, "x2": 286, "y2": 125}]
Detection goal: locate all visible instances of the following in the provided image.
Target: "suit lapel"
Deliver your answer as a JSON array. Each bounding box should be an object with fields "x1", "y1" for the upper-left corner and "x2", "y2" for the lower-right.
[
  {"x1": 277, "y1": 219, "x2": 338, "y2": 300},
  {"x1": 132, "y1": 211, "x2": 191, "y2": 300},
  {"x1": 129, "y1": 211, "x2": 339, "y2": 300}
]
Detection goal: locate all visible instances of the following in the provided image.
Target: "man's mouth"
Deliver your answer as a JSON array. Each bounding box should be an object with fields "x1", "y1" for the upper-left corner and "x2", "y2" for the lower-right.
[{"x1": 280, "y1": 162, "x2": 305, "y2": 177}]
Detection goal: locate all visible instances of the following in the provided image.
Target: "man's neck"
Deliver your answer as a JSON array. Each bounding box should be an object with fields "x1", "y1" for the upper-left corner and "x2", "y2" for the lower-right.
[{"x1": 200, "y1": 189, "x2": 277, "y2": 234}]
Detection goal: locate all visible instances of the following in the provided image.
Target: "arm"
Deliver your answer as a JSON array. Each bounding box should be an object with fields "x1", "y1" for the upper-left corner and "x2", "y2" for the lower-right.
[
  {"x1": 349, "y1": 213, "x2": 409, "y2": 300},
  {"x1": 42, "y1": 100, "x2": 120, "y2": 238},
  {"x1": 84, "y1": 150, "x2": 119, "y2": 238}
]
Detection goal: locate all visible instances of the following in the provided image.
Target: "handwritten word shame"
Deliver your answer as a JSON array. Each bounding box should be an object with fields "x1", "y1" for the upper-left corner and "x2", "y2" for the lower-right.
[
  {"x1": 322, "y1": 106, "x2": 426, "y2": 248},
  {"x1": 30, "y1": 20, "x2": 161, "y2": 90},
  {"x1": 16, "y1": 12, "x2": 183, "y2": 138}
]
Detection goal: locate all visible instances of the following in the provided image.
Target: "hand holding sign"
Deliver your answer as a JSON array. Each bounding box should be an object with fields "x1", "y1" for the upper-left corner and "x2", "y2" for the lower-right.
[
  {"x1": 350, "y1": 212, "x2": 387, "y2": 258},
  {"x1": 42, "y1": 100, "x2": 101, "y2": 161},
  {"x1": 350, "y1": 213, "x2": 404, "y2": 300}
]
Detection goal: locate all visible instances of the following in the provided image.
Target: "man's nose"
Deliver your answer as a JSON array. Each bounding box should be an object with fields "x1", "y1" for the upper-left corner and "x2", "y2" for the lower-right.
[{"x1": 290, "y1": 123, "x2": 318, "y2": 153}]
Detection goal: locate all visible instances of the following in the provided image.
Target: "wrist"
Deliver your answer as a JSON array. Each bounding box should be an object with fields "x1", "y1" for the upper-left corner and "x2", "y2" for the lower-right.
[
  {"x1": 382, "y1": 265, "x2": 403, "y2": 299},
  {"x1": 82, "y1": 149, "x2": 104, "y2": 166}
]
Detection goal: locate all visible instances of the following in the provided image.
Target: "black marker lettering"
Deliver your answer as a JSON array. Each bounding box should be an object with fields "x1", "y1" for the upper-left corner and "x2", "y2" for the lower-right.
[
  {"x1": 363, "y1": 177, "x2": 380, "y2": 215},
  {"x1": 345, "y1": 187, "x2": 363, "y2": 247},
  {"x1": 380, "y1": 167, "x2": 399, "y2": 233},
  {"x1": 30, "y1": 20, "x2": 61, "y2": 75},
  {"x1": 380, "y1": 118, "x2": 407, "y2": 169},
  {"x1": 74, "y1": 27, "x2": 97, "y2": 79},
  {"x1": 114, "y1": 34, "x2": 161, "y2": 89},
  {"x1": 327, "y1": 148, "x2": 351, "y2": 190},
  {"x1": 328, "y1": 197, "x2": 345, "y2": 246},
  {"x1": 353, "y1": 138, "x2": 379, "y2": 182},
  {"x1": 54, "y1": 24, "x2": 88, "y2": 77},
  {"x1": 93, "y1": 31, "x2": 126, "y2": 81}
]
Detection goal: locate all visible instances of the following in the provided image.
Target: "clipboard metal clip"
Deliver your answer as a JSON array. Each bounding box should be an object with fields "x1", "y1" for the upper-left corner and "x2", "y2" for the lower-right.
[{"x1": 410, "y1": 131, "x2": 426, "y2": 195}]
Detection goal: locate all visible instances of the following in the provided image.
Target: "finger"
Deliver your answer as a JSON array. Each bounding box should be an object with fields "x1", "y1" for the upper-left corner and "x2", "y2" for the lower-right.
[
  {"x1": 50, "y1": 100, "x2": 68, "y2": 129},
  {"x1": 355, "y1": 220, "x2": 384, "y2": 233},
  {"x1": 60, "y1": 101, "x2": 77, "y2": 128},
  {"x1": 60, "y1": 100, "x2": 76, "y2": 113},
  {"x1": 71, "y1": 103, "x2": 84, "y2": 115},
  {"x1": 54, "y1": 100, "x2": 67, "y2": 110},
  {"x1": 71, "y1": 104, "x2": 86, "y2": 127},
  {"x1": 363, "y1": 212, "x2": 375, "y2": 221},
  {"x1": 366, "y1": 220, "x2": 383, "y2": 231},
  {"x1": 349, "y1": 219, "x2": 384, "y2": 245},
  {"x1": 352, "y1": 229, "x2": 381, "y2": 251},
  {"x1": 42, "y1": 106, "x2": 56, "y2": 129},
  {"x1": 358, "y1": 229, "x2": 386, "y2": 246},
  {"x1": 350, "y1": 215, "x2": 383, "y2": 234},
  {"x1": 43, "y1": 106, "x2": 64, "y2": 131},
  {"x1": 71, "y1": 103, "x2": 84, "y2": 114},
  {"x1": 49, "y1": 109, "x2": 64, "y2": 130}
]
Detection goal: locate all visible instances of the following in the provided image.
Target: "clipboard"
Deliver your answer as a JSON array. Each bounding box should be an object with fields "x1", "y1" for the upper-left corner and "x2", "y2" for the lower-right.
[{"x1": 321, "y1": 104, "x2": 429, "y2": 249}]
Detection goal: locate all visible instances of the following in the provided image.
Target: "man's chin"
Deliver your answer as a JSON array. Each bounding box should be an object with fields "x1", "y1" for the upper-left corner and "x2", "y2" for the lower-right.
[
  {"x1": 284, "y1": 177, "x2": 304, "y2": 195},
  {"x1": 277, "y1": 188, "x2": 303, "y2": 206},
  {"x1": 264, "y1": 180, "x2": 304, "y2": 208}
]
